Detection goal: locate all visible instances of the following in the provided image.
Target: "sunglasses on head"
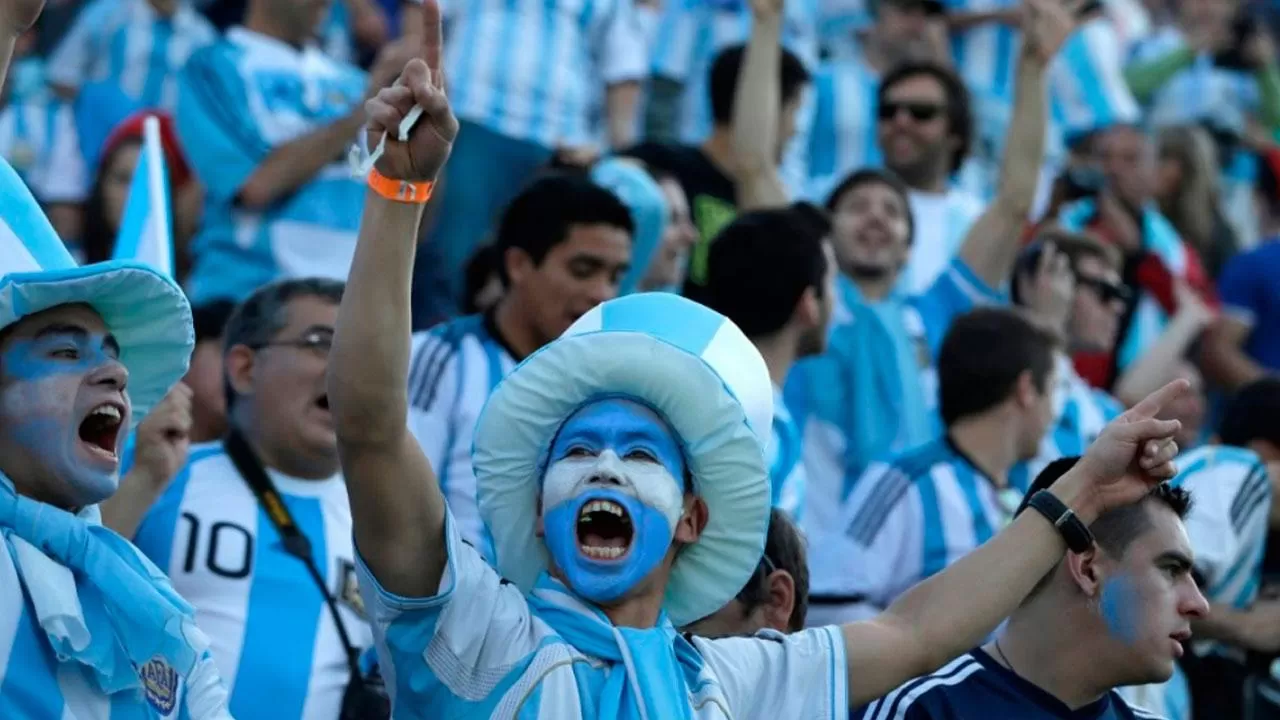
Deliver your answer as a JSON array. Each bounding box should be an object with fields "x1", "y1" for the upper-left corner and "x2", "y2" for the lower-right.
[
  {"x1": 1076, "y1": 275, "x2": 1131, "y2": 304},
  {"x1": 878, "y1": 101, "x2": 944, "y2": 123}
]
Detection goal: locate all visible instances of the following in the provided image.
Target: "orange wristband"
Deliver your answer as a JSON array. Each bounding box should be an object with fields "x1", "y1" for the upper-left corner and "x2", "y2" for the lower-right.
[{"x1": 367, "y1": 168, "x2": 434, "y2": 204}]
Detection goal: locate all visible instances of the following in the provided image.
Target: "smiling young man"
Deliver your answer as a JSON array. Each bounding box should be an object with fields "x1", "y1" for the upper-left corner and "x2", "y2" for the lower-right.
[
  {"x1": 326, "y1": 4, "x2": 1197, "y2": 716},
  {"x1": 0, "y1": 2, "x2": 230, "y2": 709}
]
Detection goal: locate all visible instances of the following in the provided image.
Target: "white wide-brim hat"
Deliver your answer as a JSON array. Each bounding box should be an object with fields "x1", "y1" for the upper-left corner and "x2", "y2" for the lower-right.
[
  {"x1": 0, "y1": 159, "x2": 192, "y2": 426},
  {"x1": 472, "y1": 292, "x2": 774, "y2": 627}
]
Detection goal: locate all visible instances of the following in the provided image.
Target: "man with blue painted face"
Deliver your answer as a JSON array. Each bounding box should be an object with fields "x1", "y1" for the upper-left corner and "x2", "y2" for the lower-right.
[
  {"x1": 0, "y1": 3, "x2": 230, "y2": 716},
  {"x1": 855, "y1": 457, "x2": 1209, "y2": 720},
  {"x1": 328, "y1": 5, "x2": 1196, "y2": 716}
]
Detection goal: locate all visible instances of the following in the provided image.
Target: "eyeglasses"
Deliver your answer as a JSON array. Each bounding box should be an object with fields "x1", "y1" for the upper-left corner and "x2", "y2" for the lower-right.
[
  {"x1": 250, "y1": 329, "x2": 333, "y2": 355},
  {"x1": 1076, "y1": 275, "x2": 1131, "y2": 304},
  {"x1": 878, "y1": 101, "x2": 944, "y2": 123}
]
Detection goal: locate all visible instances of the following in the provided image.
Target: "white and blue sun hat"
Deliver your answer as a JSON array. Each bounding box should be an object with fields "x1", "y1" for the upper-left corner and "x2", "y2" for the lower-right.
[
  {"x1": 472, "y1": 292, "x2": 774, "y2": 627},
  {"x1": 0, "y1": 157, "x2": 192, "y2": 426}
]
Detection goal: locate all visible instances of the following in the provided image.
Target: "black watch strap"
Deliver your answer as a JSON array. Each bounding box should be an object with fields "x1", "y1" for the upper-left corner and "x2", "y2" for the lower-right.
[{"x1": 1026, "y1": 490, "x2": 1094, "y2": 553}]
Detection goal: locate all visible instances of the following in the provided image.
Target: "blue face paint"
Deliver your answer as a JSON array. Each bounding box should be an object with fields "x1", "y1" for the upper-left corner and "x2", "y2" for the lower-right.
[
  {"x1": 540, "y1": 398, "x2": 688, "y2": 604},
  {"x1": 0, "y1": 331, "x2": 128, "y2": 505},
  {"x1": 1099, "y1": 575, "x2": 1143, "y2": 646}
]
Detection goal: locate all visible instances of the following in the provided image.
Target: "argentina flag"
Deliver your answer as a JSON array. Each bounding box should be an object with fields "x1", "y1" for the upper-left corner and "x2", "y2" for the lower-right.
[{"x1": 111, "y1": 115, "x2": 173, "y2": 277}]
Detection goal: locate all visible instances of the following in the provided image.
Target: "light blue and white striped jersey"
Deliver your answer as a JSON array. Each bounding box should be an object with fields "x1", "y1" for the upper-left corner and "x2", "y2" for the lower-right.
[
  {"x1": 811, "y1": 436, "x2": 1021, "y2": 612},
  {"x1": 46, "y1": 0, "x2": 217, "y2": 111},
  {"x1": 175, "y1": 28, "x2": 368, "y2": 305},
  {"x1": 406, "y1": 314, "x2": 519, "y2": 563},
  {"x1": 943, "y1": 14, "x2": 1138, "y2": 201},
  {"x1": 806, "y1": 54, "x2": 881, "y2": 196},
  {"x1": 0, "y1": 59, "x2": 87, "y2": 203},
  {"x1": 649, "y1": 0, "x2": 820, "y2": 142},
  {"x1": 428, "y1": 0, "x2": 647, "y2": 148},
  {"x1": 648, "y1": 0, "x2": 819, "y2": 191},
  {"x1": 356, "y1": 509, "x2": 850, "y2": 718},
  {"x1": 1009, "y1": 352, "x2": 1124, "y2": 493},
  {"x1": 788, "y1": 257, "x2": 1002, "y2": 565},
  {"x1": 1118, "y1": 445, "x2": 1268, "y2": 720},
  {"x1": 1129, "y1": 27, "x2": 1259, "y2": 134},
  {"x1": 133, "y1": 443, "x2": 374, "y2": 720},
  {"x1": 768, "y1": 385, "x2": 806, "y2": 523}
]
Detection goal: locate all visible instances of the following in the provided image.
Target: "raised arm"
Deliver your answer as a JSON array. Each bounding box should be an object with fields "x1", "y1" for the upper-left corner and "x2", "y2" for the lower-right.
[
  {"x1": 327, "y1": 0, "x2": 459, "y2": 598},
  {"x1": 841, "y1": 379, "x2": 1190, "y2": 707},
  {"x1": 730, "y1": 0, "x2": 789, "y2": 210},
  {"x1": 956, "y1": 0, "x2": 1079, "y2": 289}
]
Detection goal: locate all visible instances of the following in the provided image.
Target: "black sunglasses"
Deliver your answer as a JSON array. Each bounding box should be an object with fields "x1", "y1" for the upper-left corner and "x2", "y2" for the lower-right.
[
  {"x1": 1076, "y1": 275, "x2": 1131, "y2": 304},
  {"x1": 878, "y1": 101, "x2": 944, "y2": 123}
]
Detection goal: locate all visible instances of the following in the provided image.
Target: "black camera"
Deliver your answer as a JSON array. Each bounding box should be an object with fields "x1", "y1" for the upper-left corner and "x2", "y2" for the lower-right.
[{"x1": 339, "y1": 671, "x2": 391, "y2": 720}]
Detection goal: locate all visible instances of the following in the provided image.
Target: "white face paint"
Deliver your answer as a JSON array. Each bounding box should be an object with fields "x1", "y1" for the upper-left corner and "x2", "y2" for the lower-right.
[{"x1": 542, "y1": 449, "x2": 685, "y2": 532}]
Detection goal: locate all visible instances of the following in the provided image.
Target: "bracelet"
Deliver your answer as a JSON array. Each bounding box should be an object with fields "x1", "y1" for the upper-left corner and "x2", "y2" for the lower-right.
[
  {"x1": 367, "y1": 168, "x2": 434, "y2": 204},
  {"x1": 1026, "y1": 490, "x2": 1095, "y2": 554}
]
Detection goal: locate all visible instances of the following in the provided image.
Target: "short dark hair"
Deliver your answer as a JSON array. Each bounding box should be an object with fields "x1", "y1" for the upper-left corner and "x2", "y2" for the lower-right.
[
  {"x1": 708, "y1": 44, "x2": 811, "y2": 126},
  {"x1": 222, "y1": 277, "x2": 344, "y2": 408},
  {"x1": 937, "y1": 307, "x2": 1057, "y2": 425},
  {"x1": 1018, "y1": 457, "x2": 1194, "y2": 558},
  {"x1": 683, "y1": 203, "x2": 830, "y2": 338},
  {"x1": 191, "y1": 300, "x2": 237, "y2": 345},
  {"x1": 494, "y1": 173, "x2": 635, "y2": 287},
  {"x1": 462, "y1": 244, "x2": 502, "y2": 315},
  {"x1": 824, "y1": 168, "x2": 916, "y2": 245},
  {"x1": 1219, "y1": 377, "x2": 1280, "y2": 449},
  {"x1": 877, "y1": 60, "x2": 973, "y2": 174},
  {"x1": 735, "y1": 509, "x2": 810, "y2": 631}
]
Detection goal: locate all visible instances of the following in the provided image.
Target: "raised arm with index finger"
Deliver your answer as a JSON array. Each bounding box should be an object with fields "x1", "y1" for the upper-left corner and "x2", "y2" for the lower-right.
[{"x1": 327, "y1": 0, "x2": 458, "y2": 602}]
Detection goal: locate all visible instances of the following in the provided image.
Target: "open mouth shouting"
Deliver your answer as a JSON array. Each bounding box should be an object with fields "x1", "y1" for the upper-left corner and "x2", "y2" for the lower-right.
[
  {"x1": 78, "y1": 402, "x2": 124, "y2": 464},
  {"x1": 576, "y1": 498, "x2": 635, "y2": 561}
]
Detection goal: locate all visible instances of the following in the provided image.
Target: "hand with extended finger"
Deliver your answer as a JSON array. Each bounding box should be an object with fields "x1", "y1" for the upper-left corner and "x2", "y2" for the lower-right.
[
  {"x1": 1020, "y1": 0, "x2": 1085, "y2": 64},
  {"x1": 1055, "y1": 380, "x2": 1190, "y2": 523},
  {"x1": 363, "y1": 0, "x2": 457, "y2": 184}
]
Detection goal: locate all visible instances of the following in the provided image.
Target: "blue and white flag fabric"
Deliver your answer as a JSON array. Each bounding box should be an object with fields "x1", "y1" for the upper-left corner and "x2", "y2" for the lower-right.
[{"x1": 111, "y1": 115, "x2": 173, "y2": 278}]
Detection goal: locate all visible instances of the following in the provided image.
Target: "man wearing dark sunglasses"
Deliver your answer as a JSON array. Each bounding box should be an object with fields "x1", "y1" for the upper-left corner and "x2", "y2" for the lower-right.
[{"x1": 1011, "y1": 230, "x2": 1130, "y2": 492}]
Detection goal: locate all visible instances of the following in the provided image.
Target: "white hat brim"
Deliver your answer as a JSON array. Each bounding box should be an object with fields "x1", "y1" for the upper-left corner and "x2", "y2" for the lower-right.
[
  {"x1": 473, "y1": 328, "x2": 772, "y2": 628},
  {"x1": 0, "y1": 261, "x2": 194, "y2": 426}
]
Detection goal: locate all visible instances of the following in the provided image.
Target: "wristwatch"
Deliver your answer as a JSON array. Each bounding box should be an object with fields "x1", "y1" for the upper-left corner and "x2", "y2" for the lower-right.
[{"x1": 1026, "y1": 490, "x2": 1095, "y2": 554}]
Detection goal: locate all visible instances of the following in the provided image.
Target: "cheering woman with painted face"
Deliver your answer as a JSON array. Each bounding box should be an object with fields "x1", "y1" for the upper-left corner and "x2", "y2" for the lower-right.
[
  {"x1": 0, "y1": 0, "x2": 230, "y2": 715},
  {"x1": 329, "y1": 5, "x2": 1196, "y2": 716}
]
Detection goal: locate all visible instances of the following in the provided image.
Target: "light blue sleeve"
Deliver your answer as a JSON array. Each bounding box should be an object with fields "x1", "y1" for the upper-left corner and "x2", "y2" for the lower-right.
[
  {"x1": 911, "y1": 257, "x2": 1005, "y2": 356},
  {"x1": 175, "y1": 45, "x2": 271, "y2": 205},
  {"x1": 179, "y1": 649, "x2": 234, "y2": 719},
  {"x1": 354, "y1": 512, "x2": 543, "y2": 717}
]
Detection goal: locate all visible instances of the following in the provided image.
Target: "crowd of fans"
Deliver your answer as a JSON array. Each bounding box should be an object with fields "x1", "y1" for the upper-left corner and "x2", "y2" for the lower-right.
[{"x1": 8, "y1": 0, "x2": 1280, "y2": 714}]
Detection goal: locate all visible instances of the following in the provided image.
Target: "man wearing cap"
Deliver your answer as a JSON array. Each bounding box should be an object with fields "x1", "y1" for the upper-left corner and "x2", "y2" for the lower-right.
[
  {"x1": 0, "y1": 5, "x2": 229, "y2": 715},
  {"x1": 329, "y1": 4, "x2": 1194, "y2": 716}
]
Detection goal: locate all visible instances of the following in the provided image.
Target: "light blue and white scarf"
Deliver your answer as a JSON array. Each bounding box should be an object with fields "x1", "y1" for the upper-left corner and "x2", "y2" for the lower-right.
[
  {"x1": 527, "y1": 572, "x2": 700, "y2": 720},
  {"x1": 0, "y1": 472, "x2": 209, "y2": 696}
]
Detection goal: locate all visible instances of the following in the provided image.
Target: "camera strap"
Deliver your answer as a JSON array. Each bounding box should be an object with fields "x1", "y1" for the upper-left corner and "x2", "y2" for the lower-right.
[{"x1": 223, "y1": 428, "x2": 363, "y2": 682}]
